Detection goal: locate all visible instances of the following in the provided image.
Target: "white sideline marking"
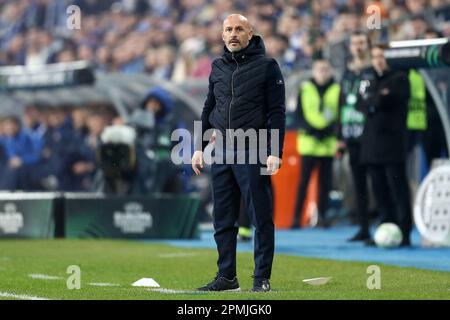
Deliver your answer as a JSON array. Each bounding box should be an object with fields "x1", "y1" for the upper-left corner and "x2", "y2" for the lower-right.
[
  {"x1": 88, "y1": 282, "x2": 121, "y2": 287},
  {"x1": 28, "y1": 274, "x2": 63, "y2": 280},
  {"x1": 149, "y1": 288, "x2": 242, "y2": 294},
  {"x1": 150, "y1": 288, "x2": 203, "y2": 294},
  {"x1": 0, "y1": 291, "x2": 49, "y2": 300},
  {"x1": 157, "y1": 253, "x2": 199, "y2": 258}
]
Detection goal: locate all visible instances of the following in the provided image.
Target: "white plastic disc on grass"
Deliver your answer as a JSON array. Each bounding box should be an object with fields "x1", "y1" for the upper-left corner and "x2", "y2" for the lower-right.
[
  {"x1": 303, "y1": 277, "x2": 332, "y2": 286},
  {"x1": 132, "y1": 278, "x2": 160, "y2": 287}
]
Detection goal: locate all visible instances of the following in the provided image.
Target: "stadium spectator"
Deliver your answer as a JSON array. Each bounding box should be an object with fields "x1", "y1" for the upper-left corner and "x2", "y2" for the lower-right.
[
  {"x1": 69, "y1": 110, "x2": 107, "y2": 191},
  {"x1": 0, "y1": 115, "x2": 42, "y2": 190}
]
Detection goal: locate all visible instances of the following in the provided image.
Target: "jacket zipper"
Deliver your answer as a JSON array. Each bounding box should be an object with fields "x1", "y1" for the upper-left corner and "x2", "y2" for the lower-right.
[{"x1": 229, "y1": 53, "x2": 239, "y2": 142}]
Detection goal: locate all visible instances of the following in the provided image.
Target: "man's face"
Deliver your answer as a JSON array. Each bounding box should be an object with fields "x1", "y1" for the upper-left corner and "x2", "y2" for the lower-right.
[
  {"x1": 222, "y1": 15, "x2": 253, "y2": 52},
  {"x1": 87, "y1": 115, "x2": 106, "y2": 136},
  {"x1": 312, "y1": 60, "x2": 332, "y2": 85},
  {"x1": 2, "y1": 119, "x2": 19, "y2": 137},
  {"x1": 145, "y1": 98, "x2": 162, "y2": 114},
  {"x1": 371, "y1": 47, "x2": 388, "y2": 73},
  {"x1": 350, "y1": 35, "x2": 369, "y2": 60}
]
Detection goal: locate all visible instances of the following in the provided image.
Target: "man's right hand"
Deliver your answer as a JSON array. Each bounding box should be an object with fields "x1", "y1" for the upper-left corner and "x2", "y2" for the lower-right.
[{"x1": 191, "y1": 151, "x2": 204, "y2": 175}]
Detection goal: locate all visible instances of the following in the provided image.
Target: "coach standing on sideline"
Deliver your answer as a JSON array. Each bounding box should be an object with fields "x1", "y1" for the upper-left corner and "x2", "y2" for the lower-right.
[{"x1": 191, "y1": 14, "x2": 286, "y2": 292}]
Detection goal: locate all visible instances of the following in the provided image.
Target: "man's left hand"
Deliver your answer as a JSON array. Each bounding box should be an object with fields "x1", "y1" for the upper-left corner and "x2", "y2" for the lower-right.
[{"x1": 266, "y1": 155, "x2": 282, "y2": 175}]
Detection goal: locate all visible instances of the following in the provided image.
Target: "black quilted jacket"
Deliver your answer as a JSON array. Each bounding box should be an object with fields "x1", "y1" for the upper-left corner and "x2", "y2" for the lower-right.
[{"x1": 196, "y1": 35, "x2": 286, "y2": 158}]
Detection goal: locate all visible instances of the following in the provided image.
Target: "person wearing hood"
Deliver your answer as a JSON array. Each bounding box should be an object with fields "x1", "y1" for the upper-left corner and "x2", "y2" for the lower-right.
[
  {"x1": 192, "y1": 14, "x2": 286, "y2": 293},
  {"x1": 140, "y1": 86, "x2": 179, "y2": 154},
  {"x1": 292, "y1": 56, "x2": 340, "y2": 229},
  {"x1": 136, "y1": 86, "x2": 186, "y2": 193}
]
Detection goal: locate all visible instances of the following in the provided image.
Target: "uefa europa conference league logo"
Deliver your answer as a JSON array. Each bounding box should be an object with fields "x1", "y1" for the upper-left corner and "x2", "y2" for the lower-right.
[
  {"x1": 113, "y1": 202, "x2": 153, "y2": 234},
  {"x1": 0, "y1": 203, "x2": 24, "y2": 234}
]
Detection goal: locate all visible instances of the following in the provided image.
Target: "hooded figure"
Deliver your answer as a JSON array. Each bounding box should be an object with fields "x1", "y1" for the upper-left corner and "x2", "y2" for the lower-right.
[
  {"x1": 127, "y1": 86, "x2": 187, "y2": 194},
  {"x1": 139, "y1": 86, "x2": 179, "y2": 154}
]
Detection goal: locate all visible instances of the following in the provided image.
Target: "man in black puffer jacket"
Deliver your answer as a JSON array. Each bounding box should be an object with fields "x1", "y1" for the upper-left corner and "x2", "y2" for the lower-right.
[{"x1": 192, "y1": 14, "x2": 286, "y2": 293}]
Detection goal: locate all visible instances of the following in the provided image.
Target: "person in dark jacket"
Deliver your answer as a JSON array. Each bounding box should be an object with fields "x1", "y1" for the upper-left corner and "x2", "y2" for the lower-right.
[
  {"x1": 357, "y1": 44, "x2": 412, "y2": 247},
  {"x1": 337, "y1": 31, "x2": 373, "y2": 242},
  {"x1": 192, "y1": 14, "x2": 286, "y2": 292}
]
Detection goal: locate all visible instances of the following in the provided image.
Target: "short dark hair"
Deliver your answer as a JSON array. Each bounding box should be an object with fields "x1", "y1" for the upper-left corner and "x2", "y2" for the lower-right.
[
  {"x1": 371, "y1": 43, "x2": 388, "y2": 51},
  {"x1": 350, "y1": 31, "x2": 372, "y2": 48}
]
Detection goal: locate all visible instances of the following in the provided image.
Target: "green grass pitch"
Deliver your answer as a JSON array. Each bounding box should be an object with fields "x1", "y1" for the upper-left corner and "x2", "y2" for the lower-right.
[{"x1": 0, "y1": 239, "x2": 448, "y2": 300}]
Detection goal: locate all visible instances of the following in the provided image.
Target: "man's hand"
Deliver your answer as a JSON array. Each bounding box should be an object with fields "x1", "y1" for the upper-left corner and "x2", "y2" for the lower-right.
[
  {"x1": 191, "y1": 151, "x2": 204, "y2": 175},
  {"x1": 266, "y1": 155, "x2": 281, "y2": 175}
]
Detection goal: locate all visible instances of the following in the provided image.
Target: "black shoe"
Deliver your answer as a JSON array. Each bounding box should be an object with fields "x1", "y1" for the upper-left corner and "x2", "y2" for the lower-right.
[
  {"x1": 251, "y1": 278, "x2": 271, "y2": 292},
  {"x1": 364, "y1": 238, "x2": 376, "y2": 247},
  {"x1": 347, "y1": 230, "x2": 371, "y2": 242},
  {"x1": 197, "y1": 275, "x2": 240, "y2": 292}
]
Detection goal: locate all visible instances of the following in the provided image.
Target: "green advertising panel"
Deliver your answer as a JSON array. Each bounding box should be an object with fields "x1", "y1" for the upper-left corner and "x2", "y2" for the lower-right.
[
  {"x1": 0, "y1": 193, "x2": 59, "y2": 239},
  {"x1": 64, "y1": 193, "x2": 201, "y2": 239}
]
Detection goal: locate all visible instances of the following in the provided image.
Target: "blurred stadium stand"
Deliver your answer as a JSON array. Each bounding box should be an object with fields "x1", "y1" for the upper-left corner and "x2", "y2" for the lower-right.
[{"x1": 0, "y1": 0, "x2": 449, "y2": 230}]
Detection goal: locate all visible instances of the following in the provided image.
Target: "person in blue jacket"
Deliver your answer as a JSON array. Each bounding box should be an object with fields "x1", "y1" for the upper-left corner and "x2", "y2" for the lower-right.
[{"x1": 0, "y1": 115, "x2": 42, "y2": 190}]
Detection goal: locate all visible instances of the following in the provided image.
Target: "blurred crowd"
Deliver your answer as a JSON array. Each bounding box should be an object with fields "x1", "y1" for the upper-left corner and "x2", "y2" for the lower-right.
[
  {"x1": 0, "y1": 83, "x2": 188, "y2": 193},
  {"x1": 0, "y1": 0, "x2": 449, "y2": 79},
  {"x1": 0, "y1": 104, "x2": 115, "y2": 191}
]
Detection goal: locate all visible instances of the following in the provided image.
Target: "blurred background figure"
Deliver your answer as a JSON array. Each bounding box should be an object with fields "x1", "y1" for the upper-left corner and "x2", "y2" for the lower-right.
[
  {"x1": 292, "y1": 57, "x2": 340, "y2": 229},
  {"x1": 357, "y1": 44, "x2": 412, "y2": 247},
  {"x1": 0, "y1": 115, "x2": 42, "y2": 190},
  {"x1": 337, "y1": 31, "x2": 372, "y2": 242}
]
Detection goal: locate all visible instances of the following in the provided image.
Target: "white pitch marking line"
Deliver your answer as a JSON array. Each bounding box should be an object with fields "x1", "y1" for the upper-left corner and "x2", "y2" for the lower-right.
[
  {"x1": 149, "y1": 288, "x2": 245, "y2": 294},
  {"x1": 28, "y1": 274, "x2": 63, "y2": 280},
  {"x1": 0, "y1": 291, "x2": 49, "y2": 300},
  {"x1": 149, "y1": 288, "x2": 204, "y2": 294},
  {"x1": 88, "y1": 282, "x2": 121, "y2": 287}
]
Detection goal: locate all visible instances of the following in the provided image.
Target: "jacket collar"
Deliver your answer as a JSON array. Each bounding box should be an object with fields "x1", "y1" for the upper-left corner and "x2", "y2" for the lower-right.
[{"x1": 222, "y1": 35, "x2": 266, "y2": 63}]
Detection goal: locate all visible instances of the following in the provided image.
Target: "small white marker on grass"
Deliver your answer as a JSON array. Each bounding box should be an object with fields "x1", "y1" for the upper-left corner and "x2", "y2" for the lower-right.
[
  {"x1": 132, "y1": 278, "x2": 160, "y2": 287},
  {"x1": 302, "y1": 277, "x2": 332, "y2": 286}
]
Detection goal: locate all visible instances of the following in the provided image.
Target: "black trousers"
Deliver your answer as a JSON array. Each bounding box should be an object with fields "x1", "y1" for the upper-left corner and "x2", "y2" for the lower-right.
[
  {"x1": 367, "y1": 163, "x2": 412, "y2": 241},
  {"x1": 347, "y1": 143, "x2": 370, "y2": 234},
  {"x1": 293, "y1": 156, "x2": 333, "y2": 226},
  {"x1": 211, "y1": 150, "x2": 274, "y2": 280}
]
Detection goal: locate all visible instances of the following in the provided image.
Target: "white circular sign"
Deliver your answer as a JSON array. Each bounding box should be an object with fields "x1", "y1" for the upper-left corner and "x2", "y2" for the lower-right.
[{"x1": 414, "y1": 165, "x2": 450, "y2": 244}]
